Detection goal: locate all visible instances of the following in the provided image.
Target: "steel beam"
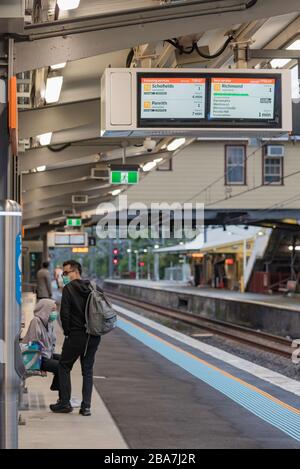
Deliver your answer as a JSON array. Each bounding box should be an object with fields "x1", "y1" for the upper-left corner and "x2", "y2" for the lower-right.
[
  {"x1": 247, "y1": 15, "x2": 300, "y2": 68},
  {"x1": 22, "y1": 179, "x2": 111, "y2": 203},
  {"x1": 23, "y1": 211, "x2": 65, "y2": 225},
  {"x1": 24, "y1": 222, "x2": 63, "y2": 239},
  {"x1": 20, "y1": 143, "x2": 164, "y2": 174},
  {"x1": 23, "y1": 186, "x2": 120, "y2": 211},
  {"x1": 19, "y1": 143, "x2": 122, "y2": 172},
  {"x1": 49, "y1": 124, "x2": 100, "y2": 145},
  {"x1": 249, "y1": 49, "x2": 300, "y2": 59},
  {"x1": 23, "y1": 200, "x2": 111, "y2": 225},
  {"x1": 22, "y1": 165, "x2": 107, "y2": 191},
  {"x1": 210, "y1": 19, "x2": 268, "y2": 68},
  {"x1": 19, "y1": 99, "x2": 99, "y2": 140},
  {"x1": 19, "y1": 138, "x2": 144, "y2": 173},
  {"x1": 14, "y1": 0, "x2": 300, "y2": 72},
  {"x1": 23, "y1": 205, "x2": 70, "y2": 221}
]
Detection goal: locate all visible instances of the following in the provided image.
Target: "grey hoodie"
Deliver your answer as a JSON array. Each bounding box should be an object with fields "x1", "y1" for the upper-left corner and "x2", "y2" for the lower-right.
[{"x1": 22, "y1": 299, "x2": 56, "y2": 358}]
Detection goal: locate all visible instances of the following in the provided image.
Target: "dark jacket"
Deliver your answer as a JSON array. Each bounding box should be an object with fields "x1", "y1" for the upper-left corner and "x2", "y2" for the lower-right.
[{"x1": 60, "y1": 279, "x2": 102, "y2": 336}]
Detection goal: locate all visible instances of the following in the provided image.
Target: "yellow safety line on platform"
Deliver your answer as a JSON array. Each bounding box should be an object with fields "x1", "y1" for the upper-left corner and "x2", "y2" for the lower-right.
[{"x1": 120, "y1": 316, "x2": 300, "y2": 415}]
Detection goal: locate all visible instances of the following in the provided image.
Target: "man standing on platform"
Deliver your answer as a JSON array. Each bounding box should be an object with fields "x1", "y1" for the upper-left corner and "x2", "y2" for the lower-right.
[
  {"x1": 50, "y1": 260, "x2": 101, "y2": 416},
  {"x1": 36, "y1": 261, "x2": 53, "y2": 300}
]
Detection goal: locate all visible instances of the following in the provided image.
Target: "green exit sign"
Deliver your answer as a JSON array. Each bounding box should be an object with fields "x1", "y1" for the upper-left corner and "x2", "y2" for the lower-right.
[
  {"x1": 67, "y1": 218, "x2": 82, "y2": 227},
  {"x1": 110, "y1": 170, "x2": 139, "y2": 185}
]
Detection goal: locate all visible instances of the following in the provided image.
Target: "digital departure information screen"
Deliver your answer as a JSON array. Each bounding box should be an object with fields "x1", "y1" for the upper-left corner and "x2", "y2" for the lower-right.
[
  {"x1": 54, "y1": 233, "x2": 86, "y2": 246},
  {"x1": 210, "y1": 77, "x2": 276, "y2": 120},
  {"x1": 70, "y1": 234, "x2": 86, "y2": 245},
  {"x1": 55, "y1": 234, "x2": 70, "y2": 245},
  {"x1": 138, "y1": 74, "x2": 206, "y2": 125},
  {"x1": 137, "y1": 72, "x2": 281, "y2": 128}
]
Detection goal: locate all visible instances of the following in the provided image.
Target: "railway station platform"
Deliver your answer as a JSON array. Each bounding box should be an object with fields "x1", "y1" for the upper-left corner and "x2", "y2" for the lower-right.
[
  {"x1": 20, "y1": 300, "x2": 300, "y2": 449},
  {"x1": 103, "y1": 280, "x2": 300, "y2": 339},
  {"x1": 19, "y1": 323, "x2": 127, "y2": 449}
]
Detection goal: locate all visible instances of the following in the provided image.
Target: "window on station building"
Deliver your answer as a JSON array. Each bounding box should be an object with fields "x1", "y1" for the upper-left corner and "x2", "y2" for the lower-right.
[
  {"x1": 156, "y1": 158, "x2": 172, "y2": 171},
  {"x1": 225, "y1": 145, "x2": 246, "y2": 185},
  {"x1": 263, "y1": 155, "x2": 283, "y2": 185},
  {"x1": 291, "y1": 65, "x2": 300, "y2": 100}
]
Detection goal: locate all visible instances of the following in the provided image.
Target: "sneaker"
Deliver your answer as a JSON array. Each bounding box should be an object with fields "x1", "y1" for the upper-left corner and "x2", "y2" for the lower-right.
[
  {"x1": 70, "y1": 397, "x2": 81, "y2": 408},
  {"x1": 49, "y1": 402, "x2": 73, "y2": 413},
  {"x1": 79, "y1": 407, "x2": 91, "y2": 416}
]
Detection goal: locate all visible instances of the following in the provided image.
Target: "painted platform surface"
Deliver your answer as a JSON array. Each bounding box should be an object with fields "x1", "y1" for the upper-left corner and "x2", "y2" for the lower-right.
[{"x1": 93, "y1": 304, "x2": 300, "y2": 449}]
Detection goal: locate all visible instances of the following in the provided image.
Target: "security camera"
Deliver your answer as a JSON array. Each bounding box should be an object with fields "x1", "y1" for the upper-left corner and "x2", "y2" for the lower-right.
[{"x1": 143, "y1": 137, "x2": 157, "y2": 153}]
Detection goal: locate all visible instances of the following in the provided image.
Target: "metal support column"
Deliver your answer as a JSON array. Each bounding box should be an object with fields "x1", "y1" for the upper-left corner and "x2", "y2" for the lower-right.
[
  {"x1": 0, "y1": 201, "x2": 24, "y2": 449},
  {"x1": 233, "y1": 41, "x2": 249, "y2": 69},
  {"x1": 128, "y1": 240, "x2": 132, "y2": 273},
  {"x1": 0, "y1": 37, "x2": 9, "y2": 201},
  {"x1": 108, "y1": 239, "x2": 113, "y2": 278},
  {"x1": 154, "y1": 252, "x2": 160, "y2": 282},
  {"x1": 0, "y1": 37, "x2": 24, "y2": 449}
]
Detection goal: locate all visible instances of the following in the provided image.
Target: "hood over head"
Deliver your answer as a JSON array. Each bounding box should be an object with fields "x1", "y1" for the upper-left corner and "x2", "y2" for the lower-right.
[{"x1": 34, "y1": 298, "x2": 56, "y2": 326}]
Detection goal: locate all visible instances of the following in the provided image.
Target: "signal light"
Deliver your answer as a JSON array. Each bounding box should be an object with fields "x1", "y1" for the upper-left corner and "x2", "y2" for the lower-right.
[
  {"x1": 139, "y1": 261, "x2": 145, "y2": 267},
  {"x1": 225, "y1": 258, "x2": 234, "y2": 265},
  {"x1": 113, "y1": 248, "x2": 119, "y2": 255},
  {"x1": 113, "y1": 258, "x2": 118, "y2": 265}
]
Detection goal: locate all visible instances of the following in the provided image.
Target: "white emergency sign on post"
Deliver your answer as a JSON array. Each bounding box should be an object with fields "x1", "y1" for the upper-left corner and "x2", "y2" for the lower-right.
[
  {"x1": 291, "y1": 339, "x2": 300, "y2": 364},
  {"x1": 0, "y1": 339, "x2": 6, "y2": 364}
]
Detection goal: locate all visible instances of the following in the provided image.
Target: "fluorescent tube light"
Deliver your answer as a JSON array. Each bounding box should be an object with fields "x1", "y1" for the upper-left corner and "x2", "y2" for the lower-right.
[
  {"x1": 167, "y1": 138, "x2": 186, "y2": 152},
  {"x1": 143, "y1": 161, "x2": 157, "y2": 172},
  {"x1": 111, "y1": 189, "x2": 122, "y2": 196}
]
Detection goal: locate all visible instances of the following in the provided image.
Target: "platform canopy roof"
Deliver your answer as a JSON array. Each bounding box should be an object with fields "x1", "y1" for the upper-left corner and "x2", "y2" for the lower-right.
[
  {"x1": 2, "y1": 1, "x2": 300, "y2": 232},
  {"x1": 155, "y1": 225, "x2": 268, "y2": 254}
]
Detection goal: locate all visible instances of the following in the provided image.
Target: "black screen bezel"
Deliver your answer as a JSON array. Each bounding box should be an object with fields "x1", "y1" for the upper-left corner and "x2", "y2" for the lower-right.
[{"x1": 137, "y1": 72, "x2": 282, "y2": 129}]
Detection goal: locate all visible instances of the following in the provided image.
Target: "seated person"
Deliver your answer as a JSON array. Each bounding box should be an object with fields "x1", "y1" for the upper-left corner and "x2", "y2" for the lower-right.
[{"x1": 22, "y1": 298, "x2": 60, "y2": 394}]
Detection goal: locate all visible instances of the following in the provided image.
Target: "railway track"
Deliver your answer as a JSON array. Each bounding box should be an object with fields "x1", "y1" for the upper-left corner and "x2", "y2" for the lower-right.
[{"x1": 106, "y1": 289, "x2": 293, "y2": 358}]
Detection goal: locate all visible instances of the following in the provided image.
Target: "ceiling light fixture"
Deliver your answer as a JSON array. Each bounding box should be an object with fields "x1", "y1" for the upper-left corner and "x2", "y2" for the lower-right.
[
  {"x1": 288, "y1": 245, "x2": 300, "y2": 251},
  {"x1": 270, "y1": 38, "x2": 300, "y2": 69},
  {"x1": 57, "y1": 0, "x2": 80, "y2": 11},
  {"x1": 111, "y1": 189, "x2": 122, "y2": 196},
  {"x1": 37, "y1": 132, "x2": 52, "y2": 146},
  {"x1": 36, "y1": 165, "x2": 46, "y2": 172},
  {"x1": 50, "y1": 63, "x2": 66, "y2": 70},
  {"x1": 167, "y1": 138, "x2": 186, "y2": 152},
  {"x1": 142, "y1": 161, "x2": 157, "y2": 172},
  {"x1": 45, "y1": 76, "x2": 63, "y2": 104}
]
